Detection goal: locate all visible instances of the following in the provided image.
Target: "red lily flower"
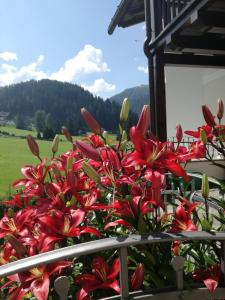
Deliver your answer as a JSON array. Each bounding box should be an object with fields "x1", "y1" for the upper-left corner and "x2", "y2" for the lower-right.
[
  {"x1": 104, "y1": 218, "x2": 133, "y2": 230},
  {"x1": 13, "y1": 159, "x2": 51, "y2": 196},
  {"x1": 178, "y1": 140, "x2": 205, "y2": 162},
  {"x1": 0, "y1": 242, "x2": 17, "y2": 266},
  {"x1": 171, "y1": 203, "x2": 198, "y2": 232},
  {"x1": 39, "y1": 209, "x2": 100, "y2": 238},
  {"x1": 1, "y1": 194, "x2": 33, "y2": 208},
  {"x1": 123, "y1": 132, "x2": 189, "y2": 182},
  {"x1": 100, "y1": 147, "x2": 121, "y2": 171},
  {"x1": 75, "y1": 256, "x2": 120, "y2": 299},
  {"x1": 193, "y1": 264, "x2": 221, "y2": 292},
  {"x1": 185, "y1": 124, "x2": 212, "y2": 139},
  {"x1": 78, "y1": 189, "x2": 111, "y2": 211},
  {"x1": 83, "y1": 134, "x2": 104, "y2": 148},
  {"x1": 0, "y1": 208, "x2": 34, "y2": 238},
  {"x1": 6, "y1": 261, "x2": 71, "y2": 300},
  {"x1": 130, "y1": 263, "x2": 145, "y2": 291}
]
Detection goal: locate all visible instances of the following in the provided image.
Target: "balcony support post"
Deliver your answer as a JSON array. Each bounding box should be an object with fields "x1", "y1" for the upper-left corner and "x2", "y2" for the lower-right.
[
  {"x1": 144, "y1": 0, "x2": 156, "y2": 134},
  {"x1": 119, "y1": 246, "x2": 129, "y2": 299},
  {"x1": 144, "y1": 0, "x2": 167, "y2": 141},
  {"x1": 221, "y1": 240, "x2": 225, "y2": 286}
]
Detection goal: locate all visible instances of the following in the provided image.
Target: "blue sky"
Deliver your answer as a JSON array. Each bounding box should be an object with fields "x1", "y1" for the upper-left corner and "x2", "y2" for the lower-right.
[{"x1": 0, "y1": 0, "x2": 148, "y2": 98}]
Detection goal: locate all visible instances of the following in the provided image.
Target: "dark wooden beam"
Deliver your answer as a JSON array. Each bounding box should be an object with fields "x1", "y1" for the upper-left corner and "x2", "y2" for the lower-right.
[
  {"x1": 163, "y1": 53, "x2": 225, "y2": 67},
  {"x1": 144, "y1": 0, "x2": 156, "y2": 135},
  {"x1": 199, "y1": 11, "x2": 225, "y2": 28},
  {"x1": 169, "y1": 35, "x2": 225, "y2": 52},
  {"x1": 150, "y1": 0, "x2": 167, "y2": 141},
  {"x1": 154, "y1": 50, "x2": 167, "y2": 142},
  {"x1": 120, "y1": 14, "x2": 145, "y2": 28}
]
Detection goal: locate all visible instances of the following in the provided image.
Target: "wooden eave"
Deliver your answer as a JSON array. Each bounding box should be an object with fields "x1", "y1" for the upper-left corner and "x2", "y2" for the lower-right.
[{"x1": 109, "y1": 0, "x2": 225, "y2": 57}]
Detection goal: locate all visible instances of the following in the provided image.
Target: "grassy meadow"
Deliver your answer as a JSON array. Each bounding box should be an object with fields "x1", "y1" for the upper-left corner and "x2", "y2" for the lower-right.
[
  {"x1": 0, "y1": 126, "x2": 36, "y2": 137},
  {"x1": 0, "y1": 127, "x2": 73, "y2": 197},
  {"x1": 0, "y1": 126, "x2": 117, "y2": 197}
]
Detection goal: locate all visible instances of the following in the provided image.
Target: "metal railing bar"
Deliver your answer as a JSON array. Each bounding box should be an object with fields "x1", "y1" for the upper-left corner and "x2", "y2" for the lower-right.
[
  {"x1": 103, "y1": 288, "x2": 225, "y2": 300},
  {"x1": 162, "y1": 0, "x2": 167, "y2": 26},
  {"x1": 119, "y1": 247, "x2": 129, "y2": 299},
  {"x1": 172, "y1": 0, "x2": 176, "y2": 18},
  {"x1": 1, "y1": 232, "x2": 225, "y2": 278},
  {"x1": 186, "y1": 172, "x2": 221, "y2": 187},
  {"x1": 167, "y1": 0, "x2": 172, "y2": 24},
  {"x1": 162, "y1": 190, "x2": 223, "y2": 212},
  {"x1": 221, "y1": 241, "x2": 225, "y2": 286}
]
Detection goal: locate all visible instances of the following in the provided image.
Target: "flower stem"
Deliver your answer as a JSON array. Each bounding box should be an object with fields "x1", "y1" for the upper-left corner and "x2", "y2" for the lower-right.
[{"x1": 204, "y1": 196, "x2": 209, "y2": 221}]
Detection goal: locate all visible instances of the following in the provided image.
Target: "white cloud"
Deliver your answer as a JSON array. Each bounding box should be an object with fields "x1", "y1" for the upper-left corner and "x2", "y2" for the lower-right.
[
  {"x1": 0, "y1": 45, "x2": 115, "y2": 97},
  {"x1": 50, "y1": 44, "x2": 110, "y2": 82},
  {"x1": 82, "y1": 78, "x2": 116, "y2": 96},
  {"x1": 0, "y1": 55, "x2": 47, "y2": 86},
  {"x1": 138, "y1": 65, "x2": 148, "y2": 74},
  {"x1": 0, "y1": 51, "x2": 17, "y2": 61}
]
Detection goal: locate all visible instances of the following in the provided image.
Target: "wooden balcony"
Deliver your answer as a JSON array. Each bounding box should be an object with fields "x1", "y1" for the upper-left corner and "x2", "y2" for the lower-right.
[
  {"x1": 108, "y1": 0, "x2": 225, "y2": 140},
  {"x1": 109, "y1": 0, "x2": 225, "y2": 55}
]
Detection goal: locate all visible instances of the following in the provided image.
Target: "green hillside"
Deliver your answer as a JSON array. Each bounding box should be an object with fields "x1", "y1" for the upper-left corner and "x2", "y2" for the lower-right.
[
  {"x1": 109, "y1": 84, "x2": 149, "y2": 114},
  {"x1": 0, "y1": 79, "x2": 138, "y2": 135}
]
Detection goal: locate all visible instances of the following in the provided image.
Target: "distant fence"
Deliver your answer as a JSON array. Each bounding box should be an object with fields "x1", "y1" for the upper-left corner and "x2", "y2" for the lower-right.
[{"x1": 168, "y1": 137, "x2": 222, "y2": 159}]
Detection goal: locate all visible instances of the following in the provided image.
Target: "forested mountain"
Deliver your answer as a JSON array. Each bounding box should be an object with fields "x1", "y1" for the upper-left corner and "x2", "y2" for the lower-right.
[
  {"x1": 0, "y1": 79, "x2": 138, "y2": 136},
  {"x1": 109, "y1": 85, "x2": 149, "y2": 114}
]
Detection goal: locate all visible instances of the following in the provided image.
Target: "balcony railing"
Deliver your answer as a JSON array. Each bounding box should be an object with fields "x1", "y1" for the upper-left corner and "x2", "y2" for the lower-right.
[
  {"x1": 149, "y1": 0, "x2": 210, "y2": 52},
  {"x1": 161, "y1": 0, "x2": 192, "y2": 28},
  {"x1": 1, "y1": 232, "x2": 225, "y2": 299},
  {"x1": 0, "y1": 172, "x2": 225, "y2": 299}
]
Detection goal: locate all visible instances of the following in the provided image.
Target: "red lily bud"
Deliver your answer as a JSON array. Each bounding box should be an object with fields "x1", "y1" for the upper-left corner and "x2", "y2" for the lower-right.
[
  {"x1": 62, "y1": 126, "x2": 73, "y2": 143},
  {"x1": 27, "y1": 135, "x2": 39, "y2": 157},
  {"x1": 168, "y1": 141, "x2": 175, "y2": 151},
  {"x1": 176, "y1": 124, "x2": 183, "y2": 144},
  {"x1": 76, "y1": 140, "x2": 101, "y2": 161},
  {"x1": 67, "y1": 170, "x2": 78, "y2": 191},
  {"x1": 131, "y1": 264, "x2": 144, "y2": 291},
  {"x1": 136, "y1": 105, "x2": 150, "y2": 135},
  {"x1": 217, "y1": 98, "x2": 224, "y2": 121},
  {"x1": 202, "y1": 105, "x2": 216, "y2": 127},
  {"x1": 81, "y1": 107, "x2": 101, "y2": 134},
  {"x1": 6, "y1": 234, "x2": 27, "y2": 258}
]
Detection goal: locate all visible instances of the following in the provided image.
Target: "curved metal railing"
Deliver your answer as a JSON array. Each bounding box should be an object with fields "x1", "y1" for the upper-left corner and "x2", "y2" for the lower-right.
[
  {"x1": 1, "y1": 232, "x2": 225, "y2": 299},
  {"x1": 0, "y1": 172, "x2": 224, "y2": 299}
]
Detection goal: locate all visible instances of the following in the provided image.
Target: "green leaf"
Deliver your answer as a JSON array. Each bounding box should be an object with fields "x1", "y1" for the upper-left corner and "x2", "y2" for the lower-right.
[{"x1": 201, "y1": 218, "x2": 212, "y2": 231}]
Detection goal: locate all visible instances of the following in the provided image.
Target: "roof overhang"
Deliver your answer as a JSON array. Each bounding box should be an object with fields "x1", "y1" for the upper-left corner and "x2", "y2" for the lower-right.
[{"x1": 108, "y1": 0, "x2": 145, "y2": 34}]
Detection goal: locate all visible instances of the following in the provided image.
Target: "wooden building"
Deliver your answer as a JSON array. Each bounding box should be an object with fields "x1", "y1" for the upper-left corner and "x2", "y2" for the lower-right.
[{"x1": 108, "y1": 0, "x2": 225, "y2": 141}]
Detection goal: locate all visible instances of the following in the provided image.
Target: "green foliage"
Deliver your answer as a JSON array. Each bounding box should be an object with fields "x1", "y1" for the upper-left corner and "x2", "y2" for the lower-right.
[
  {"x1": 109, "y1": 84, "x2": 149, "y2": 114},
  {"x1": 0, "y1": 79, "x2": 138, "y2": 134},
  {"x1": 15, "y1": 114, "x2": 27, "y2": 130},
  {"x1": 34, "y1": 110, "x2": 46, "y2": 133}
]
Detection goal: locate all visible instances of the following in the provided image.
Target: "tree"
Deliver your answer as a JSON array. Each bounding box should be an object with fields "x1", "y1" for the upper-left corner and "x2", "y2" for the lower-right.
[
  {"x1": 15, "y1": 115, "x2": 26, "y2": 130},
  {"x1": 34, "y1": 110, "x2": 46, "y2": 133},
  {"x1": 43, "y1": 127, "x2": 55, "y2": 140}
]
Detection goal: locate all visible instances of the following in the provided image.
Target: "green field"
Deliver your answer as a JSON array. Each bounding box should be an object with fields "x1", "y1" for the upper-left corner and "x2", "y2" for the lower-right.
[
  {"x1": 0, "y1": 127, "x2": 117, "y2": 197},
  {"x1": 0, "y1": 136, "x2": 72, "y2": 197},
  {"x1": 0, "y1": 126, "x2": 36, "y2": 137}
]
